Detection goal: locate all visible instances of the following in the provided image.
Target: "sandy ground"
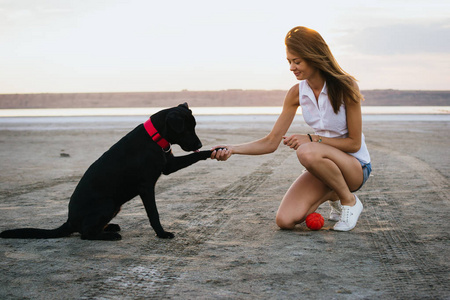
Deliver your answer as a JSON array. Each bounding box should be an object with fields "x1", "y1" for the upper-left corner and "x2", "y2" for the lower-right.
[{"x1": 0, "y1": 115, "x2": 449, "y2": 299}]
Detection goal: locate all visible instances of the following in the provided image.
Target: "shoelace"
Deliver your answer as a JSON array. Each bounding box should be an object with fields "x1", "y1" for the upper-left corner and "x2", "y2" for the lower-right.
[{"x1": 340, "y1": 207, "x2": 351, "y2": 223}]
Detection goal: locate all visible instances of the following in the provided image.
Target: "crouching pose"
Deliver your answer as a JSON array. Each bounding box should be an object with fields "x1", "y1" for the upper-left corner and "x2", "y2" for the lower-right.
[{"x1": 212, "y1": 26, "x2": 372, "y2": 231}]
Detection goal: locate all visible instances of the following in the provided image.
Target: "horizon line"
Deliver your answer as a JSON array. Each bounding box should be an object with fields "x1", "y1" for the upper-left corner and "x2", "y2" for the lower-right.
[
  {"x1": 0, "y1": 106, "x2": 449, "y2": 118},
  {"x1": 1, "y1": 89, "x2": 450, "y2": 95}
]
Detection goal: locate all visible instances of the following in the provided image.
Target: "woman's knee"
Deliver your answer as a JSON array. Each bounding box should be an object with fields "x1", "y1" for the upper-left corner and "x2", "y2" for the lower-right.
[
  {"x1": 275, "y1": 211, "x2": 304, "y2": 230},
  {"x1": 296, "y1": 143, "x2": 320, "y2": 168},
  {"x1": 276, "y1": 215, "x2": 295, "y2": 230}
]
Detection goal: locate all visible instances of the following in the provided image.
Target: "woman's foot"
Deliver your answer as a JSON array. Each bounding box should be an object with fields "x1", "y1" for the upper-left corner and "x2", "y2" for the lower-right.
[{"x1": 333, "y1": 195, "x2": 363, "y2": 231}]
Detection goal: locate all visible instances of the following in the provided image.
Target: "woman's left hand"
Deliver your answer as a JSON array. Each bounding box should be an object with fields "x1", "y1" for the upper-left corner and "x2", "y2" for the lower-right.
[{"x1": 282, "y1": 135, "x2": 310, "y2": 150}]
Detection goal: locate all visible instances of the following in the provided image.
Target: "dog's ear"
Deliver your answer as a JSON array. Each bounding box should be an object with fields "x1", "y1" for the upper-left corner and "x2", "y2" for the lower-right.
[
  {"x1": 166, "y1": 111, "x2": 185, "y2": 133},
  {"x1": 179, "y1": 102, "x2": 189, "y2": 109}
]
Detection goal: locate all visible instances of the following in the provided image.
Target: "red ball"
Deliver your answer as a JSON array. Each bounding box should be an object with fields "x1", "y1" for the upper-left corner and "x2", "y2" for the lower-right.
[{"x1": 305, "y1": 212, "x2": 324, "y2": 230}]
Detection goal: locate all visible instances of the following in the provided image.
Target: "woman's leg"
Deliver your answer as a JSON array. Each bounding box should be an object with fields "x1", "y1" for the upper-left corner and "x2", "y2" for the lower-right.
[
  {"x1": 276, "y1": 171, "x2": 334, "y2": 229},
  {"x1": 296, "y1": 143, "x2": 363, "y2": 206},
  {"x1": 275, "y1": 142, "x2": 364, "y2": 230}
]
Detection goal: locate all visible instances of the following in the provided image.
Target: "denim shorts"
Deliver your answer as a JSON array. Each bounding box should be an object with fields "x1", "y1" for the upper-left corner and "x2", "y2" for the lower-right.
[{"x1": 353, "y1": 161, "x2": 372, "y2": 192}]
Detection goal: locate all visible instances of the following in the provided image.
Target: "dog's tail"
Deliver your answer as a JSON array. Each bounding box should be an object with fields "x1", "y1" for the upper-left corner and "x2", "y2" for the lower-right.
[{"x1": 0, "y1": 222, "x2": 74, "y2": 239}]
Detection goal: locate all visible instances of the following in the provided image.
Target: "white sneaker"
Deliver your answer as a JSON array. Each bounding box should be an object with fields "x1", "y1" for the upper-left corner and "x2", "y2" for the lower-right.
[
  {"x1": 328, "y1": 200, "x2": 342, "y2": 222},
  {"x1": 333, "y1": 195, "x2": 363, "y2": 231}
]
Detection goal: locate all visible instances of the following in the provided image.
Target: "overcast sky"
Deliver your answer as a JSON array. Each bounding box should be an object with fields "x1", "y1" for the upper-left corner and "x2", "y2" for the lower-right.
[{"x1": 1, "y1": 0, "x2": 449, "y2": 93}]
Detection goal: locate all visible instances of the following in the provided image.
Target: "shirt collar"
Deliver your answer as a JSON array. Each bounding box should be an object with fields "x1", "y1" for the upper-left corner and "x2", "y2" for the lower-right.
[
  {"x1": 302, "y1": 80, "x2": 328, "y2": 100},
  {"x1": 321, "y1": 81, "x2": 328, "y2": 95}
]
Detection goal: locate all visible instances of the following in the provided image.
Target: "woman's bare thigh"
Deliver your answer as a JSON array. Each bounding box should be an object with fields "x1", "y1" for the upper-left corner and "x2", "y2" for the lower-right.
[{"x1": 298, "y1": 143, "x2": 364, "y2": 192}]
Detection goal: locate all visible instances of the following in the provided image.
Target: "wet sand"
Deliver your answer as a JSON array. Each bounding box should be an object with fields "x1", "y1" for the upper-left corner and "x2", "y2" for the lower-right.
[{"x1": 0, "y1": 116, "x2": 449, "y2": 299}]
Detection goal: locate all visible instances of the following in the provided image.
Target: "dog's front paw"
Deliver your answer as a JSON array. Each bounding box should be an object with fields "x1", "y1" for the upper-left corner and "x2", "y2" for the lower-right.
[
  {"x1": 157, "y1": 231, "x2": 175, "y2": 239},
  {"x1": 198, "y1": 150, "x2": 214, "y2": 160}
]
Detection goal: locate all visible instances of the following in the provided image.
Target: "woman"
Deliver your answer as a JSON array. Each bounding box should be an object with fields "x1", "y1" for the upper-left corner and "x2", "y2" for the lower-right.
[{"x1": 211, "y1": 26, "x2": 372, "y2": 231}]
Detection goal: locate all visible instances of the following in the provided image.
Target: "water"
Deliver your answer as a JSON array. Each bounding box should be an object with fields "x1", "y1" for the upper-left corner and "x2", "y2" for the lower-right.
[
  {"x1": 361, "y1": 114, "x2": 450, "y2": 121},
  {"x1": 0, "y1": 106, "x2": 448, "y2": 118},
  {"x1": 0, "y1": 106, "x2": 448, "y2": 131},
  {"x1": 0, "y1": 114, "x2": 448, "y2": 132}
]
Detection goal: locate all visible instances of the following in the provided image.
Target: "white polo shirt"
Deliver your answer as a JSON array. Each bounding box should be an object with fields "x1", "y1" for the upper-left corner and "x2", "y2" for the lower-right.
[{"x1": 299, "y1": 80, "x2": 371, "y2": 164}]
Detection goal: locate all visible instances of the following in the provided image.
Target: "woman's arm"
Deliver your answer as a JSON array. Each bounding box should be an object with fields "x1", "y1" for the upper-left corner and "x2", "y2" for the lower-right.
[
  {"x1": 212, "y1": 84, "x2": 300, "y2": 160},
  {"x1": 310, "y1": 82, "x2": 362, "y2": 153}
]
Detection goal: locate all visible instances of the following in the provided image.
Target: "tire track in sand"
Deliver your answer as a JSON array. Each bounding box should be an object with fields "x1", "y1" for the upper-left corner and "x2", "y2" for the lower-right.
[
  {"x1": 84, "y1": 151, "x2": 291, "y2": 299},
  {"x1": 0, "y1": 175, "x2": 81, "y2": 201},
  {"x1": 363, "y1": 144, "x2": 449, "y2": 298}
]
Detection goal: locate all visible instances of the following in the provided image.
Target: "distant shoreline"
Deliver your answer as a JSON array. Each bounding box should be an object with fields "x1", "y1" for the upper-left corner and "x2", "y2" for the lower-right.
[
  {"x1": 1, "y1": 89, "x2": 449, "y2": 109},
  {"x1": 0, "y1": 106, "x2": 449, "y2": 118}
]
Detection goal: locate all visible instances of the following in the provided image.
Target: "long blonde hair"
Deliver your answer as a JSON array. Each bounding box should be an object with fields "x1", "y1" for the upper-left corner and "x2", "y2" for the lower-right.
[{"x1": 285, "y1": 26, "x2": 363, "y2": 113}]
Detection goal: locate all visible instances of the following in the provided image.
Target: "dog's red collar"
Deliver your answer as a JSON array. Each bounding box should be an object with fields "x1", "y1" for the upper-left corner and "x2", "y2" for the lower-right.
[{"x1": 144, "y1": 119, "x2": 171, "y2": 153}]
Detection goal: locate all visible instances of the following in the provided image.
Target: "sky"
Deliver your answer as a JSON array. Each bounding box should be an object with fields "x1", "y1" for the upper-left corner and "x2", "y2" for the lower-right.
[{"x1": 0, "y1": 0, "x2": 449, "y2": 94}]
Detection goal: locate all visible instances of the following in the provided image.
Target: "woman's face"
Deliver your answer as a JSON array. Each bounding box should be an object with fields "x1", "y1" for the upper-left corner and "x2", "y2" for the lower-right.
[{"x1": 286, "y1": 49, "x2": 318, "y2": 81}]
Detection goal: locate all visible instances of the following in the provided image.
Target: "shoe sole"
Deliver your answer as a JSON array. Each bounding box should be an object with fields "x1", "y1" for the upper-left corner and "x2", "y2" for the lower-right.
[{"x1": 332, "y1": 224, "x2": 357, "y2": 231}]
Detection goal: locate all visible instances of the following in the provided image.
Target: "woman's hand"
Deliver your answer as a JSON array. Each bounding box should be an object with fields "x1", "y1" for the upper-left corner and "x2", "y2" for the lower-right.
[
  {"x1": 210, "y1": 146, "x2": 232, "y2": 161},
  {"x1": 282, "y1": 135, "x2": 310, "y2": 150}
]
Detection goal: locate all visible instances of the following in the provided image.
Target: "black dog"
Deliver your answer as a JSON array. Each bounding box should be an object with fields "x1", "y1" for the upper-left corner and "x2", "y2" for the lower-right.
[{"x1": 1, "y1": 103, "x2": 213, "y2": 241}]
